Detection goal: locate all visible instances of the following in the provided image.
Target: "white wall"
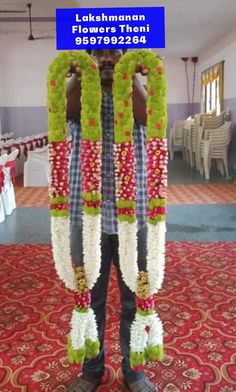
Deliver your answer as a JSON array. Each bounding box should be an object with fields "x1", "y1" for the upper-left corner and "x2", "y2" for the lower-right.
[
  {"x1": 0, "y1": 23, "x2": 58, "y2": 107},
  {"x1": 166, "y1": 58, "x2": 196, "y2": 105},
  {"x1": 197, "y1": 27, "x2": 236, "y2": 101},
  {"x1": 197, "y1": 27, "x2": 236, "y2": 168},
  {"x1": 0, "y1": 22, "x2": 193, "y2": 137},
  {"x1": 0, "y1": 25, "x2": 190, "y2": 107}
]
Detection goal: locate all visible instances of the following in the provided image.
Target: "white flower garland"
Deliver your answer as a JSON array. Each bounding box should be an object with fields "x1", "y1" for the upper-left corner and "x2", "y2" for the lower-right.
[
  {"x1": 70, "y1": 308, "x2": 99, "y2": 350},
  {"x1": 118, "y1": 221, "x2": 139, "y2": 292},
  {"x1": 147, "y1": 221, "x2": 166, "y2": 295},
  {"x1": 131, "y1": 312, "x2": 163, "y2": 353},
  {"x1": 51, "y1": 217, "x2": 75, "y2": 290},
  {"x1": 82, "y1": 213, "x2": 101, "y2": 288}
]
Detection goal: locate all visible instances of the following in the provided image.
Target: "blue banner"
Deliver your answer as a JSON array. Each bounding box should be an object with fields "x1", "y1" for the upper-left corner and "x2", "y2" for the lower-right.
[{"x1": 56, "y1": 7, "x2": 165, "y2": 50}]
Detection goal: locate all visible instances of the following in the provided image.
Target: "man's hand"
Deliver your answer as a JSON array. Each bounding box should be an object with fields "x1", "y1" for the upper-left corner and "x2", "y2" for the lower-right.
[
  {"x1": 135, "y1": 54, "x2": 163, "y2": 76},
  {"x1": 67, "y1": 62, "x2": 82, "y2": 81},
  {"x1": 135, "y1": 63, "x2": 149, "y2": 76},
  {"x1": 66, "y1": 62, "x2": 82, "y2": 120}
]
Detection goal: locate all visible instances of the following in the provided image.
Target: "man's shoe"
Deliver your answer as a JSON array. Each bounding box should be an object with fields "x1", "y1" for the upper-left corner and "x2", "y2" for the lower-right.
[
  {"x1": 67, "y1": 375, "x2": 102, "y2": 392},
  {"x1": 123, "y1": 376, "x2": 158, "y2": 392}
]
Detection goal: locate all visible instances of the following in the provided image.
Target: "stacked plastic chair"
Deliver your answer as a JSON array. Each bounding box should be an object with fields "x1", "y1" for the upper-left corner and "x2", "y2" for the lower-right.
[
  {"x1": 169, "y1": 120, "x2": 185, "y2": 159},
  {"x1": 202, "y1": 112, "x2": 224, "y2": 131},
  {"x1": 198, "y1": 122, "x2": 232, "y2": 180}
]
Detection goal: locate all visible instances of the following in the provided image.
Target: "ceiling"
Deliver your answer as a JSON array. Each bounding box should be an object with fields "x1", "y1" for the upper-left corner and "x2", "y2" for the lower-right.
[{"x1": 0, "y1": 0, "x2": 236, "y2": 57}]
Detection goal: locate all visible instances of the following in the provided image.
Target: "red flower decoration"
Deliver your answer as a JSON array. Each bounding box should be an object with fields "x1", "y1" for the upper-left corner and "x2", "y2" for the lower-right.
[
  {"x1": 136, "y1": 296, "x2": 155, "y2": 311},
  {"x1": 124, "y1": 100, "x2": 129, "y2": 107},
  {"x1": 118, "y1": 207, "x2": 136, "y2": 217},
  {"x1": 156, "y1": 123, "x2": 162, "y2": 130},
  {"x1": 147, "y1": 137, "x2": 168, "y2": 201},
  {"x1": 89, "y1": 118, "x2": 96, "y2": 127},
  {"x1": 50, "y1": 80, "x2": 56, "y2": 87},
  {"x1": 74, "y1": 292, "x2": 91, "y2": 308},
  {"x1": 125, "y1": 130, "x2": 131, "y2": 137},
  {"x1": 114, "y1": 142, "x2": 136, "y2": 203},
  {"x1": 149, "y1": 88, "x2": 155, "y2": 96},
  {"x1": 147, "y1": 206, "x2": 166, "y2": 220},
  {"x1": 83, "y1": 200, "x2": 101, "y2": 209},
  {"x1": 147, "y1": 108, "x2": 153, "y2": 115},
  {"x1": 91, "y1": 63, "x2": 97, "y2": 70},
  {"x1": 50, "y1": 202, "x2": 69, "y2": 211},
  {"x1": 81, "y1": 140, "x2": 102, "y2": 195},
  {"x1": 49, "y1": 141, "x2": 70, "y2": 198},
  {"x1": 118, "y1": 112, "x2": 124, "y2": 119},
  {"x1": 122, "y1": 72, "x2": 128, "y2": 80},
  {"x1": 133, "y1": 365, "x2": 145, "y2": 372},
  {"x1": 156, "y1": 66, "x2": 163, "y2": 74}
]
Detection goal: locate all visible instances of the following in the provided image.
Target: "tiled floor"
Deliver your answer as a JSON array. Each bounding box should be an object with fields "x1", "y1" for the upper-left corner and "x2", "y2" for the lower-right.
[
  {"x1": 168, "y1": 183, "x2": 236, "y2": 204},
  {"x1": 14, "y1": 155, "x2": 236, "y2": 207},
  {"x1": 14, "y1": 182, "x2": 236, "y2": 207},
  {"x1": 168, "y1": 153, "x2": 236, "y2": 184},
  {"x1": 1, "y1": 154, "x2": 236, "y2": 244}
]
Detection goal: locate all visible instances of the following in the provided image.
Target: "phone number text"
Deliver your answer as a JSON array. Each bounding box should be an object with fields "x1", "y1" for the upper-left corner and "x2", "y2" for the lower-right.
[{"x1": 75, "y1": 35, "x2": 147, "y2": 45}]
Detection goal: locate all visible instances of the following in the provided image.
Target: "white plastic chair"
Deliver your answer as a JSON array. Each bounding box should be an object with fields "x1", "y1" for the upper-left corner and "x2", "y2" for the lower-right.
[
  {"x1": 2, "y1": 149, "x2": 19, "y2": 215},
  {"x1": 0, "y1": 154, "x2": 7, "y2": 223},
  {"x1": 169, "y1": 121, "x2": 185, "y2": 159},
  {"x1": 11, "y1": 141, "x2": 23, "y2": 176},
  {"x1": 189, "y1": 123, "x2": 199, "y2": 169},
  {"x1": 202, "y1": 112, "x2": 224, "y2": 130},
  {"x1": 208, "y1": 122, "x2": 232, "y2": 178},
  {"x1": 183, "y1": 126, "x2": 191, "y2": 164},
  {"x1": 24, "y1": 145, "x2": 49, "y2": 187},
  {"x1": 198, "y1": 122, "x2": 232, "y2": 180}
]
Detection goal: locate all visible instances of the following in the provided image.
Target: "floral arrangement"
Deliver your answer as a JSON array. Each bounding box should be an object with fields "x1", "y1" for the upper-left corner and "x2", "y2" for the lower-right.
[
  {"x1": 113, "y1": 50, "x2": 167, "y2": 369},
  {"x1": 47, "y1": 49, "x2": 167, "y2": 369},
  {"x1": 47, "y1": 50, "x2": 102, "y2": 364}
]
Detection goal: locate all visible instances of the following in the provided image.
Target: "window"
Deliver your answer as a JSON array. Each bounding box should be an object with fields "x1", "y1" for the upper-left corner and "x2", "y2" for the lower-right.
[{"x1": 201, "y1": 61, "x2": 224, "y2": 115}]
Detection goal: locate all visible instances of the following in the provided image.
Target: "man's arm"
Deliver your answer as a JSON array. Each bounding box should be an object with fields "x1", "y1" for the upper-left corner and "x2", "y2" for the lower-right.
[
  {"x1": 132, "y1": 75, "x2": 147, "y2": 126},
  {"x1": 66, "y1": 74, "x2": 81, "y2": 120}
]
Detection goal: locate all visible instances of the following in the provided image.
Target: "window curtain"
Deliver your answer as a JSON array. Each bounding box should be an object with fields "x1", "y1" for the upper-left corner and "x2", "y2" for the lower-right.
[{"x1": 201, "y1": 61, "x2": 224, "y2": 113}]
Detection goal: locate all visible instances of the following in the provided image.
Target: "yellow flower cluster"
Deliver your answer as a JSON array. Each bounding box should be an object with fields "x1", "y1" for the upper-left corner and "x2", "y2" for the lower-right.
[
  {"x1": 74, "y1": 267, "x2": 89, "y2": 293},
  {"x1": 137, "y1": 271, "x2": 150, "y2": 298}
]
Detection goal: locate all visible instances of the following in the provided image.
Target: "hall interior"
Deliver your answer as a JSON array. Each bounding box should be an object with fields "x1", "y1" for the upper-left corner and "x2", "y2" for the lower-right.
[{"x1": 0, "y1": 1, "x2": 236, "y2": 391}]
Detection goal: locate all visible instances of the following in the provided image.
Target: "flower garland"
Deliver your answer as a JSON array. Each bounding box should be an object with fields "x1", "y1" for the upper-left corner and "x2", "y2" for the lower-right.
[
  {"x1": 47, "y1": 49, "x2": 167, "y2": 369},
  {"x1": 113, "y1": 50, "x2": 167, "y2": 369},
  {"x1": 47, "y1": 50, "x2": 102, "y2": 364}
]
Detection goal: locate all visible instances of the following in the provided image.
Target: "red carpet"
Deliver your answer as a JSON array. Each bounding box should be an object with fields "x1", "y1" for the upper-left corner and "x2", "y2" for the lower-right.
[{"x1": 0, "y1": 243, "x2": 236, "y2": 391}]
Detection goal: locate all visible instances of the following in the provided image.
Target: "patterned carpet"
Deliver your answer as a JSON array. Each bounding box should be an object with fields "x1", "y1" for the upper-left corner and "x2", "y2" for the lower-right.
[
  {"x1": 0, "y1": 243, "x2": 236, "y2": 392},
  {"x1": 14, "y1": 176, "x2": 236, "y2": 207}
]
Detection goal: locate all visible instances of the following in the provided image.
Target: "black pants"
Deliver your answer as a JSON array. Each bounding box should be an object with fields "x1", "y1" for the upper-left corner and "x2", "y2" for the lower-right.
[{"x1": 70, "y1": 225, "x2": 147, "y2": 382}]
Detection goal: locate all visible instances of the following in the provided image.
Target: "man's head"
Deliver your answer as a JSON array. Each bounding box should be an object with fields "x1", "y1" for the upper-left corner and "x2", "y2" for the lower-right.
[{"x1": 88, "y1": 49, "x2": 124, "y2": 86}]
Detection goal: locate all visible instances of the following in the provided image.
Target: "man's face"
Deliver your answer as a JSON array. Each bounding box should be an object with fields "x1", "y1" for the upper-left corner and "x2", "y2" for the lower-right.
[{"x1": 91, "y1": 49, "x2": 123, "y2": 86}]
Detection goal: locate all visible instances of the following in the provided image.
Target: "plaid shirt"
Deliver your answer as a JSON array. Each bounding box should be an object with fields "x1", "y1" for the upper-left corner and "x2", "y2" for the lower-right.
[{"x1": 69, "y1": 91, "x2": 147, "y2": 234}]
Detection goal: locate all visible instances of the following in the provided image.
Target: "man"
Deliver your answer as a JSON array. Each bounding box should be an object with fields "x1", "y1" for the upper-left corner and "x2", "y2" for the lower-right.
[{"x1": 67, "y1": 49, "x2": 157, "y2": 392}]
